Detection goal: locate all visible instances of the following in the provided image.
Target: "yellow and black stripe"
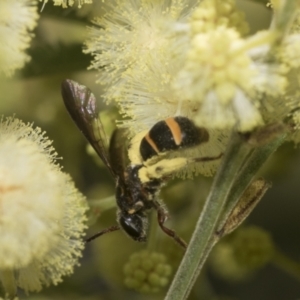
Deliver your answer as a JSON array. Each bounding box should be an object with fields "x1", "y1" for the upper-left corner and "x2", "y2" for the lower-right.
[{"x1": 139, "y1": 116, "x2": 209, "y2": 161}]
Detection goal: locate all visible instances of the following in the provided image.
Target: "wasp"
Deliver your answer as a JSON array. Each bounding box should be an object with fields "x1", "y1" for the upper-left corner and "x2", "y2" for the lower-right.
[{"x1": 61, "y1": 79, "x2": 222, "y2": 249}]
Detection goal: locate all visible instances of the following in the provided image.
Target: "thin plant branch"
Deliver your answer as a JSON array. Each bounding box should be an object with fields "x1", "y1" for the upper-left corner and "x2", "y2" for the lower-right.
[{"x1": 166, "y1": 130, "x2": 287, "y2": 300}]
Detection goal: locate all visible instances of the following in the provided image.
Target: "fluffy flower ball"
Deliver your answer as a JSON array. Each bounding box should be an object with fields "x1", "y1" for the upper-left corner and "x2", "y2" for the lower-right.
[
  {"x1": 0, "y1": 0, "x2": 39, "y2": 76},
  {"x1": 0, "y1": 117, "x2": 88, "y2": 294}
]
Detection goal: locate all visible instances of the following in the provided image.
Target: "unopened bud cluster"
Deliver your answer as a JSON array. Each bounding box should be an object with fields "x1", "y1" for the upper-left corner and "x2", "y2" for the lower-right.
[{"x1": 123, "y1": 250, "x2": 172, "y2": 293}]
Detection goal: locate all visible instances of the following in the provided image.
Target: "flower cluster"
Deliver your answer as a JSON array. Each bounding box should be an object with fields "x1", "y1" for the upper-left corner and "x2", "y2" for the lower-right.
[
  {"x1": 0, "y1": 0, "x2": 39, "y2": 77},
  {"x1": 84, "y1": 0, "x2": 299, "y2": 177},
  {"x1": 84, "y1": 0, "x2": 196, "y2": 128},
  {"x1": 0, "y1": 117, "x2": 88, "y2": 296},
  {"x1": 123, "y1": 250, "x2": 172, "y2": 293},
  {"x1": 84, "y1": 0, "x2": 255, "y2": 131},
  {"x1": 85, "y1": 0, "x2": 300, "y2": 137},
  {"x1": 190, "y1": 0, "x2": 249, "y2": 35},
  {"x1": 175, "y1": 26, "x2": 263, "y2": 132}
]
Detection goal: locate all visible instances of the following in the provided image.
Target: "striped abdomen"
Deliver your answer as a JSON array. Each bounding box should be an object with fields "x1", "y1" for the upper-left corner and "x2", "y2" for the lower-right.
[{"x1": 139, "y1": 117, "x2": 209, "y2": 161}]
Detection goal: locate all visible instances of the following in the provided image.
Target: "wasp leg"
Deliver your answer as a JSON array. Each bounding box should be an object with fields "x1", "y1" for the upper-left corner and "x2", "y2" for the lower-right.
[
  {"x1": 153, "y1": 201, "x2": 187, "y2": 249},
  {"x1": 193, "y1": 152, "x2": 223, "y2": 162},
  {"x1": 85, "y1": 225, "x2": 120, "y2": 243}
]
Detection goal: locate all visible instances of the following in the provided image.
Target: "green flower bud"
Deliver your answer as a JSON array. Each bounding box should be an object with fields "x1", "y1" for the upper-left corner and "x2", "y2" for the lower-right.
[
  {"x1": 232, "y1": 226, "x2": 275, "y2": 269},
  {"x1": 210, "y1": 226, "x2": 275, "y2": 281},
  {"x1": 123, "y1": 250, "x2": 172, "y2": 293}
]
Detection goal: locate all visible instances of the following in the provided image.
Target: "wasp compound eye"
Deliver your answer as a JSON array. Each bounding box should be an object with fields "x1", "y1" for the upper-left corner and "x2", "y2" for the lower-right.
[{"x1": 118, "y1": 213, "x2": 147, "y2": 242}]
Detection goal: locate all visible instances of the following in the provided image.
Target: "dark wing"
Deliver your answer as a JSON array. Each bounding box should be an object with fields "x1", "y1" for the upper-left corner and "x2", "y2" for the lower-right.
[
  {"x1": 109, "y1": 128, "x2": 129, "y2": 183},
  {"x1": 61, "y1": 79, "x2": 116, "y2": 178}
]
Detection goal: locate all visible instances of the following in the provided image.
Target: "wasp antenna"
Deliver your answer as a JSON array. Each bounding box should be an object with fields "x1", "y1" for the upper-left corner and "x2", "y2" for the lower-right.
[{"x1": 85, "y1": 225, "x2": 120, "y2": 243}]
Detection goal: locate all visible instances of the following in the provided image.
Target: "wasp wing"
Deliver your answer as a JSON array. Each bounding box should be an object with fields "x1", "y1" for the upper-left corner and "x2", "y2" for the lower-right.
[
  {"x1": 109, "y1": 128, "x2": 129, "y2": 183},
  {"x1": 61, "y1": 79, "x2": 116, "y2": 178}
]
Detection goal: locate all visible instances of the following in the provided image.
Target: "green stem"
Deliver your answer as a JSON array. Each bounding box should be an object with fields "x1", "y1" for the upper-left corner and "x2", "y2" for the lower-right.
[
  {"x1": 166, "y1": 131, "x2": 287, "y2": 300},
  {"x1": 165, "y1": 132, "x2": 252, "y2": 300}
]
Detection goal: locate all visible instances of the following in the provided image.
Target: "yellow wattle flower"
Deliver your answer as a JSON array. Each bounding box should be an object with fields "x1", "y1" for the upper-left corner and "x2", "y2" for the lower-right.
[
  {"x1": 0, "y1": 117, "x2": 88, "y2": 295},
  {"x1": 0, "y1": 0, "x2": 39, "y2": 77}
]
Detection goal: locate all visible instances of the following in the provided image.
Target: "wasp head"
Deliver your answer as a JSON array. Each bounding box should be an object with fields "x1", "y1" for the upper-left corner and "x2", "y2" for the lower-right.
[{"x1": 117, "y1": 211, "x2": 147, "y2": 242}]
